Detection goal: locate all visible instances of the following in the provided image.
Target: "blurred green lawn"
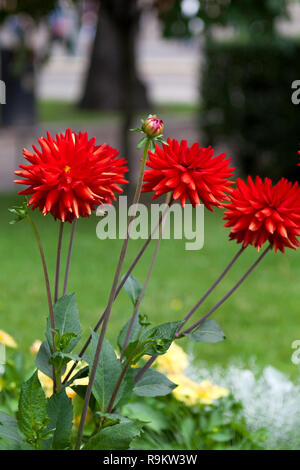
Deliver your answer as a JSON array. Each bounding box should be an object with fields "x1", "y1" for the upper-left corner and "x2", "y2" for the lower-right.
[{"x1": 1, "y1": 193, "x2": 300, "y2": 378}]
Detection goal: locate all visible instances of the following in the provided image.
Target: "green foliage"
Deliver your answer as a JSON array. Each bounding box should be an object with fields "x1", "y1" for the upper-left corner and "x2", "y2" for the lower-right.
[
  {"x1": 0, "y1": 0, "x2": 58, "y2": 23},
  {"x1": 17, "y1": 371, "x2": 49, "y2": 449},
  {"x1": 133, "y1": 369, "x2": 176, "y2": 397},
  {"x1": 185, "y1": 319, "x2": 226, "y2": 343},
  {"x1": 35, "y1": 340, "x2": 53, "y2": 378},
  {"x1": 45, "y1": 390, "x2": 73, "y2": 450},
  {"x1": 159, "y1": 0, "x2": 289, "y2": 39},
  {"x1": 122, "y1": 275, "x2": 143, "y2": 306},
  {"x1": 123, "y1": 394, "x2": 266, "y2": 450},
  {"x1": 8, "y1": 201, "x2": 28, "y2": 225},
  {"x1": 46, "y1": 294, "x2": 81, "y2": 354},
  {"x1": 83, "y1": 419, "x2": 145, "y2": 450},
  {"x1": 201, "y1": 36, "x2": 300, "y2": 181},
  {"x1": 0, "y1": 349, "x2": 27, "y2": 414},
  {"x1": 140, "y1": 321, "x2": 182, "y2": 356},
  {"x1": 90, "y1": 333, "x2": 133, "y2": 412},
  {"x1": 0, "y1": 412, "x2": 23, "y2": 448},
  {"x1": 118, "y1": 314, "x2": 143, "y2": 352}
]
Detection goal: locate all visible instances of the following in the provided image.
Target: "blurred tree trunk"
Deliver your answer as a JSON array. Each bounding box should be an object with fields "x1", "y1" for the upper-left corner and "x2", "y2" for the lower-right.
[
  {"x1": 79, "y1": 0, "x2": 149, "y2": 111},
  {"x1": 79, "y1": 0, "x2": 150, "y2": 196}
]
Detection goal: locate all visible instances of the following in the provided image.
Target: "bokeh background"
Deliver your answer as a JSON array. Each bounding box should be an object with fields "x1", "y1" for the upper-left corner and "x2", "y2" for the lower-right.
[{"x1": 1, "y1": 0, "x2": 300, "y2": 377}]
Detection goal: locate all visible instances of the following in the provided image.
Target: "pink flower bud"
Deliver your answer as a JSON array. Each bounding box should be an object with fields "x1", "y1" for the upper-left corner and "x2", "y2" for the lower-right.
[{"x1": 142, "y1": 115, "x2": 164, "y2": 138}]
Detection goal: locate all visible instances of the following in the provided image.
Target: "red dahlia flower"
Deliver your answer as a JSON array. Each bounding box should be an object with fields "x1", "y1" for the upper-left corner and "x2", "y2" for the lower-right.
[
  {"x1": 142, "y1": 139, "x2": 234, "y2": 209},
  {"x1": 14, "y1": 129, "x2": 128, "y2": 222},
  {"x1": 224, "y1": 176, "x2": 300, "y2": 253}
]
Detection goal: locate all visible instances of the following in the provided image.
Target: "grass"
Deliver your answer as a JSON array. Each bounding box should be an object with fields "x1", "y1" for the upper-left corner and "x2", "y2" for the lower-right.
[
  {"x1": 1, "y1": 193, "x2": 300, "y2": 378},
  {"x1": 38, "y1": 100, "x2": 199, "y2": 124}
]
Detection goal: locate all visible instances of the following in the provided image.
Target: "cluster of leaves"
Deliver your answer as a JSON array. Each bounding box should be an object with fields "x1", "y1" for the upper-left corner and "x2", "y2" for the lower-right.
[
  {"x1": 123, "y1": 394, "x2": 267, "y2": 450},
  {"x1": 0, "y1": 271, "x2": 227, "y2": 450}
]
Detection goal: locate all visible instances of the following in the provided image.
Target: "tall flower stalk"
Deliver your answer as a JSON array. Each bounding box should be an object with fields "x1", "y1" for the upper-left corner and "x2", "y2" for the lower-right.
[
  {"x1": 54, "y1": 221, "x2": 64, "y2": 303},
  {"x1": 26, "y1": 214, "x2": 57, "y2": 393},
  {"x1": 76, "y1": 117, "x2": 165, "y2": 449}
]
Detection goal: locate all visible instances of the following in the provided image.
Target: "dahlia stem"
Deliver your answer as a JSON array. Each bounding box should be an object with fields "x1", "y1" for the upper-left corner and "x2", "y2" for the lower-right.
[
  {"x1": 106, "y1": 342, "x2": 145, "y2": 414},
  {"x1": 26, "y1": 215, "x2": 57, "y2": 393},
  {"x1": 176, "y1": 246, "x2": 245, "y2": 334},
  {"x1": 134, "y1": 355, "x2": 156, "y2": 383},
  {"x1": 179, "y1": 244, "x2": 272, "y2": 337},
  {"x1": 120, "y1": 192, "x2": 172, "y2": 360},
  {"x1": 63, "y1": 218, "x2": 77, "y2": 296},
  {"x1": 54, "y1": 221, "x2": 64, "y2": 303},
  {"x1": 136, "y1": 244, "x2": 272, "y2": 384},
  {"x1": 62, "y1": 201, "x2": 172, "y2": 385},
  {"x1": 76, "y1": 141, "x2": 150, "y2": 450}
]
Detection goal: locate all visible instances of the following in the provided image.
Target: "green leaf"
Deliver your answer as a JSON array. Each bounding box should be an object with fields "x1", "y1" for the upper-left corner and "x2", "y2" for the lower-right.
[
  {"x1": 83, "y1": 420, "x2": 144, "y2": 450},
  {"x1": 90, "y1": 333, "x2": 132, "y2": 411},
  {"x1": 35, "y1": 340, "x2": 53, "y2": 378},
  {"x1": 50, "y1": 351, "x2": 81, "y2": 368},
  {"x1": 184, "y1": 319, "x2": 226, "y2": 343},
  {"x1": 122, "y1": 275, "x2": 143, "y2": 306},
  {"x1": 210, "y1": 429, "x2": 235, "y2": 442},
  {"x1": 46, "y1": 294, "x2": 81, "y2": 353},
  {"x1": 0, "y1": 412, "x2": 23, "y2": 447},
  {"x1": 123, "y1": 402, "x2": 168, "y2": 433},
  {"x1": 140, "y1": 321, "x2": 181, "y2": 356},
  {"x1": 136, "y1": 136, "x2": 148, "y2": 149},
  {"x1": 95, "y1": 412, "x2": 130, "y2": 428},
  {"x1": 8, "y1": 200, "x2": 28, "y2": 224},
  {"x1": 46, "y1": 389, "x2": 73, "y2": 450},
  {"x1": 118, "y1": 314, "x2": 142, "y2": 352},
  {"x1": 17, "y1": 371, "x2": 49, "y2": 448},
  {"x1": 133, "y1": 369, "x2": 176, "y2": 397}
]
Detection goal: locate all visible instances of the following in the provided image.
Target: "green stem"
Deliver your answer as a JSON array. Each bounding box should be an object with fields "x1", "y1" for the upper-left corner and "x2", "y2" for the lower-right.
[
  {"x1": 26, "y1": 215, "x2": 57, "y2": 393},
  {"x1": 75, "y1": 141, "x2": 150, "y2": 450}
]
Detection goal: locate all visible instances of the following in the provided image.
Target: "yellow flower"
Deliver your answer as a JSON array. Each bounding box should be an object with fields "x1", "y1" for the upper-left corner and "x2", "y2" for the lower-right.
[
  {"x1": 38, "y1": 361, "x2": 88, "y2": 398},
  {"x1": 38, "y1": 371, "x2": 53, "y2": 398},
  {"x1": 30, "y1": 340, "x2": 42, "y2": 355},
  {"x1": 168, "y1": 374, "x2": 200, "y2": 405},
  {"x1": 0, "y1": 330, "x2": 17, "y2": 348},
  {"x1": 168, "y1": 373, "x2": 229, "y2": 406},
  {"x1": 155, "y1": 343, "x2": 188, "y2": 375}
]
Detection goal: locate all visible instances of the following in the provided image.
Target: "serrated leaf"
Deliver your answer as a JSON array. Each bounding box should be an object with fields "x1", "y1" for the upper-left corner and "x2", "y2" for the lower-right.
[
  {"x1": 46, "y1": 294, "x2": 81, "y2": 353},
  {"x1": 0, "y1": 412, "x2": 23, "y2": 447},
  {"x1": 140, "y1": 321, "x2": 181, "y2": 356},
  {"x1": 83, "y1": 420, "x2": 144, "y2": 450},
  {"x1": 90, "y1": 333, "x2": 132, "y2": 411},
  {"x1": 133, "y1": 369, "x2": 176, "y2": 397},
  {"x1": 122, "y1": 275, "x2": 143, "y2": 306},
  {"x1": 184, "y1": 319, "x2": 226, "y2": 343},
  {"x1": 18, "y1": 371, "x2": 49, "y2": 448},
  {"x1": 46, "y1": 389, "x2": 73, "y2": 450}
]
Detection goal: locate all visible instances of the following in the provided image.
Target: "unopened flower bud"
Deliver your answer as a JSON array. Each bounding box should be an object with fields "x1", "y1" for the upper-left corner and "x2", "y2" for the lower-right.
[{"x1": 142, "y1": 115, "x2": 164, "y2": 138}]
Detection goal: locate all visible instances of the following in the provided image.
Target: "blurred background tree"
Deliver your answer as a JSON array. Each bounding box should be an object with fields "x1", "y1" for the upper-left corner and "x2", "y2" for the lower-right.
[
  {"x1": 0, "y1": 0, "x2": 58, "y2": 126},
  {"x1": 159, "y1": 0, "x2": 300, "y2": 181}
]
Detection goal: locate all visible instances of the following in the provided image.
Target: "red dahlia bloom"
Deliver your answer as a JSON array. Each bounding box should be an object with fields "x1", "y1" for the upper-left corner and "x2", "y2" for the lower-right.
[
  {"x1": 14, "y1": 129, "x2": 128, "y2": 222},
  {"x1": 224, "y1": 176, "x2": 300, "y2": 253},
  {"x1": 142, "y1": 139, "x2": 234, "y2": 210}
]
